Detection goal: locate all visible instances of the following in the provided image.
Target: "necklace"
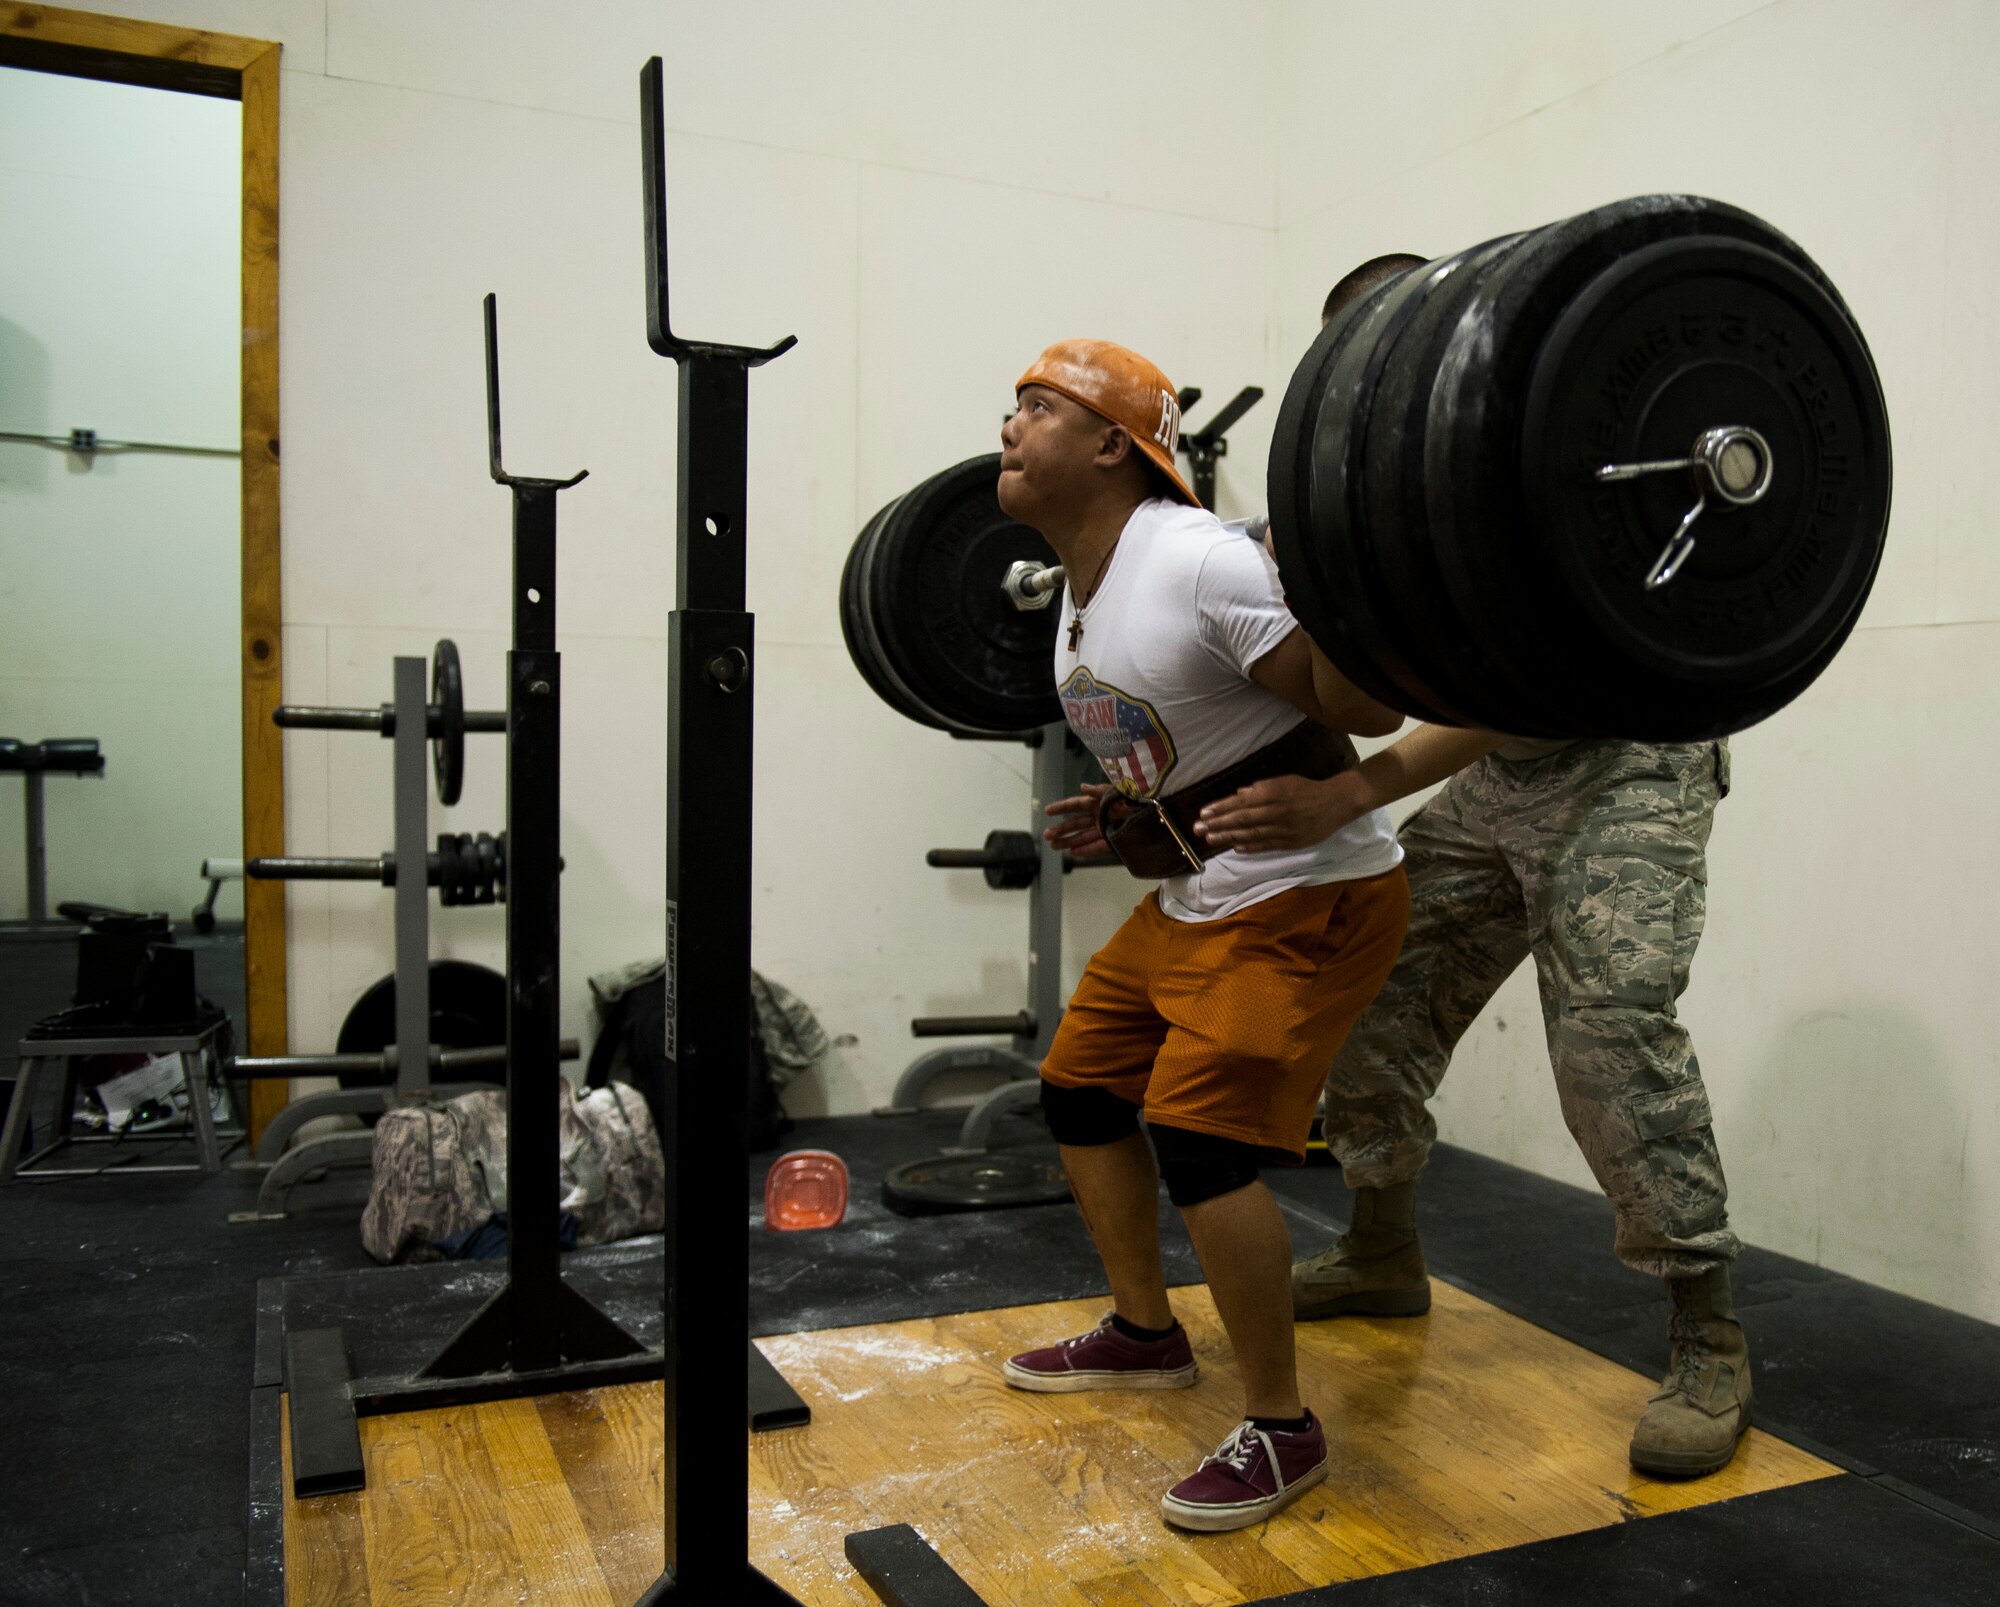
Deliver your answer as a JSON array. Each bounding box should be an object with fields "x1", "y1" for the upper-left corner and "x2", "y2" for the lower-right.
[{"x1": 1066, "y1": 536, "x2": 1120, "y2": 653}]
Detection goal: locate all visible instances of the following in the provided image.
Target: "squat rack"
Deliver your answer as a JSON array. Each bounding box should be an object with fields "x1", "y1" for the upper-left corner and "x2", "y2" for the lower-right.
[{"x1": 638, "y1": 55, "x2": 995, "y2": 1605}]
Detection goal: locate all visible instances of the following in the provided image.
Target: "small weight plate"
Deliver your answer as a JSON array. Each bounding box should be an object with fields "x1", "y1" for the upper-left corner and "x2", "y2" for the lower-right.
[
  {"x1": 1521, "y1": 237, "x2": 1890, "y2": 735},
  {"x1": 880, "y1": 1149, "x2": 1072, "y2": 1217},
  {"x1": 430, "y1": 639, "x2": 465, "y2": 806}
]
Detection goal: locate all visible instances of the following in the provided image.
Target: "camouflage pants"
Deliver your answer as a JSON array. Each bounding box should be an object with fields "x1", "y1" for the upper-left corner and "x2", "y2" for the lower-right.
[{"x1": 1322, "y1": 739, "x2": 1738, "y2": 1278}]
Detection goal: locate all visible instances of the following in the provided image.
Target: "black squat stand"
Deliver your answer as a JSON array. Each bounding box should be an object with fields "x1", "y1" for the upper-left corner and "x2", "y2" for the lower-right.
[
  {"x1": 414, "y1": 295, "x2": 650, "y2": 1385},
  {"x1": 634, "y1": 55, "x2": 812, "y2": 1607},
  {"x1": 635, "y1": 55, "x2": 990, "y2": 1607}
]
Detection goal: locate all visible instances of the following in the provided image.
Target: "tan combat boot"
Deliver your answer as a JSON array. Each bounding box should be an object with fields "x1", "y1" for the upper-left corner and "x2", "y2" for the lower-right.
[
  {"x1": 1629, "y1": 1264, "x2": 1753, "y2": 1477},
  {"x1": 1291, "y1": 1180, "x2": 1431, "y2": 1319}
]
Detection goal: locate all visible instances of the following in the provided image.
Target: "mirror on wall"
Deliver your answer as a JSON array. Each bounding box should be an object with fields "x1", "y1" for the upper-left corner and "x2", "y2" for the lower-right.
[{"x1": 0, "y1": 64, "x2": 246, "y2": 1038}]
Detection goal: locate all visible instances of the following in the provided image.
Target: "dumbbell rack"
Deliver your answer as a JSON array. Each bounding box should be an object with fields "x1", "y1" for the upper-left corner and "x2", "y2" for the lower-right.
[{"x1": 235, "y1": 647, "x2": 512, "y2": 1215}]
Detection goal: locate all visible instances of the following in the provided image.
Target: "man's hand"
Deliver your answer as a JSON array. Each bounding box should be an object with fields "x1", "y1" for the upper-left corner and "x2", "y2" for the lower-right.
[
  {"x1": 1044, "y1": 782, "x2": 1113, "y2": 857},
  {"x1": 1194, "y1": 770, "x2": 1374, "y2": 853}
]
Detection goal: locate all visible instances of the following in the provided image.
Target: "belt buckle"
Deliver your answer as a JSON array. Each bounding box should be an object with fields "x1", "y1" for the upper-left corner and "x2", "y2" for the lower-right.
[{"x1": 1134, "y1": 795, "x2": 1205, "y2": 876}]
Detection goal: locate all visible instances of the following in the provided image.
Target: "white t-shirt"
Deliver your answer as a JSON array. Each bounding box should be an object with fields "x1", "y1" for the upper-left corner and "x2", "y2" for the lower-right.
[{"x1": 1056, "y1": 498, "x2": 1402, "y2": 922}]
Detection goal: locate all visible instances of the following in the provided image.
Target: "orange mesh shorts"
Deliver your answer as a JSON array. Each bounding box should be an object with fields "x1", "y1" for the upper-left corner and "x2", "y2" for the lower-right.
[{"x1": 1042, "y1": 869, "x2": 1410, "y2": 1163}]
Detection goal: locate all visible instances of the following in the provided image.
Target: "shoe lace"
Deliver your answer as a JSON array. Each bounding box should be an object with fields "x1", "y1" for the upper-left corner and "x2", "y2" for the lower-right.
[
  {"x1": 1665, "y1": 1307, "x2": 1713, "y2": 1396},
  {"x1": 1062, "y1": 1315, "x2": 1118, "y2": 1353},
  {"x1": 1202, "y1": 1422, "x2": 1264, "y2": 1475}
]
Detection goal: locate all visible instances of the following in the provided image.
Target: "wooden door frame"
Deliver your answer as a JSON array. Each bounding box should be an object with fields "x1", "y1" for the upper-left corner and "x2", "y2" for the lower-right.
[{"x1": 1, "y1": 4, "x2": 288, "y2": 1138}]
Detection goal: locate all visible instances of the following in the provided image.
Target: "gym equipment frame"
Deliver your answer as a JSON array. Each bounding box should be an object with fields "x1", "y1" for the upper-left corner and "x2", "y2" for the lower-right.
[
  {"x1": 637, "y1": 55, "x2": 988, "y2": 1606},
  {"x1": 236, "y1": 650, "x2": 514, "y2": 1216}
]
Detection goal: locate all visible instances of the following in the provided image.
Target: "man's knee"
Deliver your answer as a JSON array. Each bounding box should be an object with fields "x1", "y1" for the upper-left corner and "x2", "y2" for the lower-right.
[
  {"x1": 1039, "y1": 1079, "x2": 1141, "y2": 1146},
  {"x1": 1148, "y1": 1121, "x2": 1261, "y2": 1208}
]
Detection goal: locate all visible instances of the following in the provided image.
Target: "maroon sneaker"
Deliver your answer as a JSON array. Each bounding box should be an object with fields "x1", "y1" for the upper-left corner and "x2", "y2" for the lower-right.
[
  {"x1": 1003, "y1": 1314, "x2": 1198, "y2": 1393},
  {"x1": 1160, "y1": 1411, "x2": 1329, "y2": 1531}
]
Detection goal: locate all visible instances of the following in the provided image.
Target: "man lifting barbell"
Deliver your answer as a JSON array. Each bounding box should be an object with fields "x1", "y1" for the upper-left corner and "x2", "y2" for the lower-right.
[
  {"x1": 1193, "y1": 252, "x2": 1752, "y2": 1480},
  {"x1": 993, "y1": 337, "x2": 1414, "y2": 1532}
]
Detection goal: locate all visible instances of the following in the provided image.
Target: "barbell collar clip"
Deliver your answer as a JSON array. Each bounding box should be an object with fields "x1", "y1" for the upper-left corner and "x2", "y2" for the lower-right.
[{"x1": 1002, "y1": 560, "x2": 1065, "y2": 613}]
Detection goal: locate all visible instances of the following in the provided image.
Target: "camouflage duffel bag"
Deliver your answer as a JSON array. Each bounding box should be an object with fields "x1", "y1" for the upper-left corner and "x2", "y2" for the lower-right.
[
  {"x1": 361, "y1": 1083, "x2": 664, "y2": 1264},
  {"x1": 359, "y1": 1093, "x2": 505, "y2": 1264}
]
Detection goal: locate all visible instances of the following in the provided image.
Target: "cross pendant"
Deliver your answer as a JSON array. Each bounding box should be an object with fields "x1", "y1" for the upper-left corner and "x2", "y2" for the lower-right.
[{"x1": 1067, "y1": 617, "x2": 1084, "y2": 652}]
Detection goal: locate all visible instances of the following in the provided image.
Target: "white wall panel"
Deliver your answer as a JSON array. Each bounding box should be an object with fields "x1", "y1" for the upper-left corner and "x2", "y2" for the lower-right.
[
  {"x1": 1936, "y1": 0, "x2": 2000, "y2": 626},
  {"x1": 1275, "y1": 0, "x2": 1771, "y2": 227},
  {"x1": 324, "y1": 0, "x2": 1279, "y2": 229}
]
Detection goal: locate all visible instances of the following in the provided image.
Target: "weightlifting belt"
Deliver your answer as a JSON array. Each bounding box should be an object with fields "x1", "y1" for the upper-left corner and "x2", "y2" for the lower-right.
[{"x1": 1095, "y1": 720, "x2": 1359, "y2": 880}]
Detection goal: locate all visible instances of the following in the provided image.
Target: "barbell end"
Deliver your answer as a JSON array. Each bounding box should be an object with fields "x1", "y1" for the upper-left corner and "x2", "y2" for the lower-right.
[
  {"x1": 272, "y1": 704, "x2": 390, "y2": 733},
  {"x1": 1001, "y1": 560, "x2": 1065, "y2": 612}
]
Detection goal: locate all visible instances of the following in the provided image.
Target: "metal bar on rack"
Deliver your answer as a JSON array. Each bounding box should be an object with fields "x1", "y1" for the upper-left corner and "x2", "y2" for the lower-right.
[{"x1": 391, "y1": 658, "x2": 431, "y2": 1103}]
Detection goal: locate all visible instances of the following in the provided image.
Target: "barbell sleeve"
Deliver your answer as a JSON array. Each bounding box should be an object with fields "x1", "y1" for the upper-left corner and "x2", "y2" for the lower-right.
[
  {"x1": 273, "y1": 704, "x2": 387, "y2": 732},
  {"x1": 911, "y1": 1011, "x2": 1036, "y2": 1038},
  {"x1": 230, "y1": 1037, "x2": 581, "y2": 1078},
  {"x1": 246, "y1": 855, "x2": 386, "y2": 881},
  {"x1": 274, "y1": 704, "x2": 506, "y2": 736}
]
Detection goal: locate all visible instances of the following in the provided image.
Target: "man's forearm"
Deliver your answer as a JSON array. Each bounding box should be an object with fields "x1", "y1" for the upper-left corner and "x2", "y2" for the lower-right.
[{"x1": 1351, "y1": 724, "x2": 1505, "y2": 811}]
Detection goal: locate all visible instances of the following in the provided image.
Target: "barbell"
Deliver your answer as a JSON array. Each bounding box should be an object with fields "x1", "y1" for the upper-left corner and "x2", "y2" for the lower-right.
[
  {"x1": 838, "y1": 194, "x2": 1891, "y2": 742},
  {"x1": 246, "y1": 830, "x2": 514, "y2": 906},
  {"x1": 273, "y1": 639, "x2": 507, "y2": 806}
]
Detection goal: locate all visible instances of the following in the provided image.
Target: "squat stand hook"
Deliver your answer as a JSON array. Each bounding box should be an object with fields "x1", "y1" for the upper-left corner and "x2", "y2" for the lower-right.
[{"x1": 485, "y1": 293, "x2": 588, "y2": 490}]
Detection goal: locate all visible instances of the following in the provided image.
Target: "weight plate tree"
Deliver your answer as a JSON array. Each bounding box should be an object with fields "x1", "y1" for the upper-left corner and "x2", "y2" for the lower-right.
[
  {"x1": 840, "y1": 453, "x2": 1063, "y2": 734},
  {"x1": 1268, "y1": 193, "x2": 1891, "y2": 740}
]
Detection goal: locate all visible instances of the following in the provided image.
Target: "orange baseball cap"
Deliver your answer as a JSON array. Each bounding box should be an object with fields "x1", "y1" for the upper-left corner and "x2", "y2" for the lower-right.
[{"x1": 1016, "y1": 339, "x2": 1201, "y2": 507}]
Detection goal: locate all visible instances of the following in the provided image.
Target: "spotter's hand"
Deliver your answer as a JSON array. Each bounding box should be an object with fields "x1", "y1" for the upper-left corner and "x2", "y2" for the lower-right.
[{"x1": 1195, "y1": 771, "x2": 1371, "y2": 854}]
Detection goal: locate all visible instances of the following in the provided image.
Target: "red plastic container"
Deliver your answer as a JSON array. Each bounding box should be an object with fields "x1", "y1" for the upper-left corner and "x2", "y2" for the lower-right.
[{"x1": 763, "y1": 1149, "x2": 850, "y2": 1231}]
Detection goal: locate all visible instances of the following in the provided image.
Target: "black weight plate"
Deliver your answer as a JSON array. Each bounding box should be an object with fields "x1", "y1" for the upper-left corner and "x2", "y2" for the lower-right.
[
  {"x1": 880, "y1": 1149, "x2": 1071, "y2": 1217},
  {"x1": 332, "y1": 959, "x2": 508, "y2": 1093},
  {"x1": 868, "y1": 454, "x2": 1062, "y2": 734},
  {"x1": 1270, "y1": 273, "x2": 1441, "y2": 720},
  {"x1": 430, "y1": 638, "x2": 465, "y2": 806},
  {"x1": 1427, "y1": 195, "x2": 1846, "y2": 737},
  {"x1": 1304, "y1": 258, "x2": 1468, "y2": 724},
  {"x1": 1521, "y1": 237, "x2": 1889, "y2": 734},
  {"x1": 1349, "y1": 235, "x2": 1536, "y2": 728},
  {"x1": 1267, "y1": 289, "x2": 1368, "y2": 652},
  {"x1": 839, "y1": 502, "x2": 952, "y2": 731},
  {"x1": 1393, "y1": 234, "x2": 1582, "y2": 736}
]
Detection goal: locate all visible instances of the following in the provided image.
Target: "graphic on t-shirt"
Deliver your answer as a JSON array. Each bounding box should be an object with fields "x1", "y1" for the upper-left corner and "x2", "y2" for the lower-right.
[{"x1": 1059, "y1": 668, "x2": 1177, "y2": 797}]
